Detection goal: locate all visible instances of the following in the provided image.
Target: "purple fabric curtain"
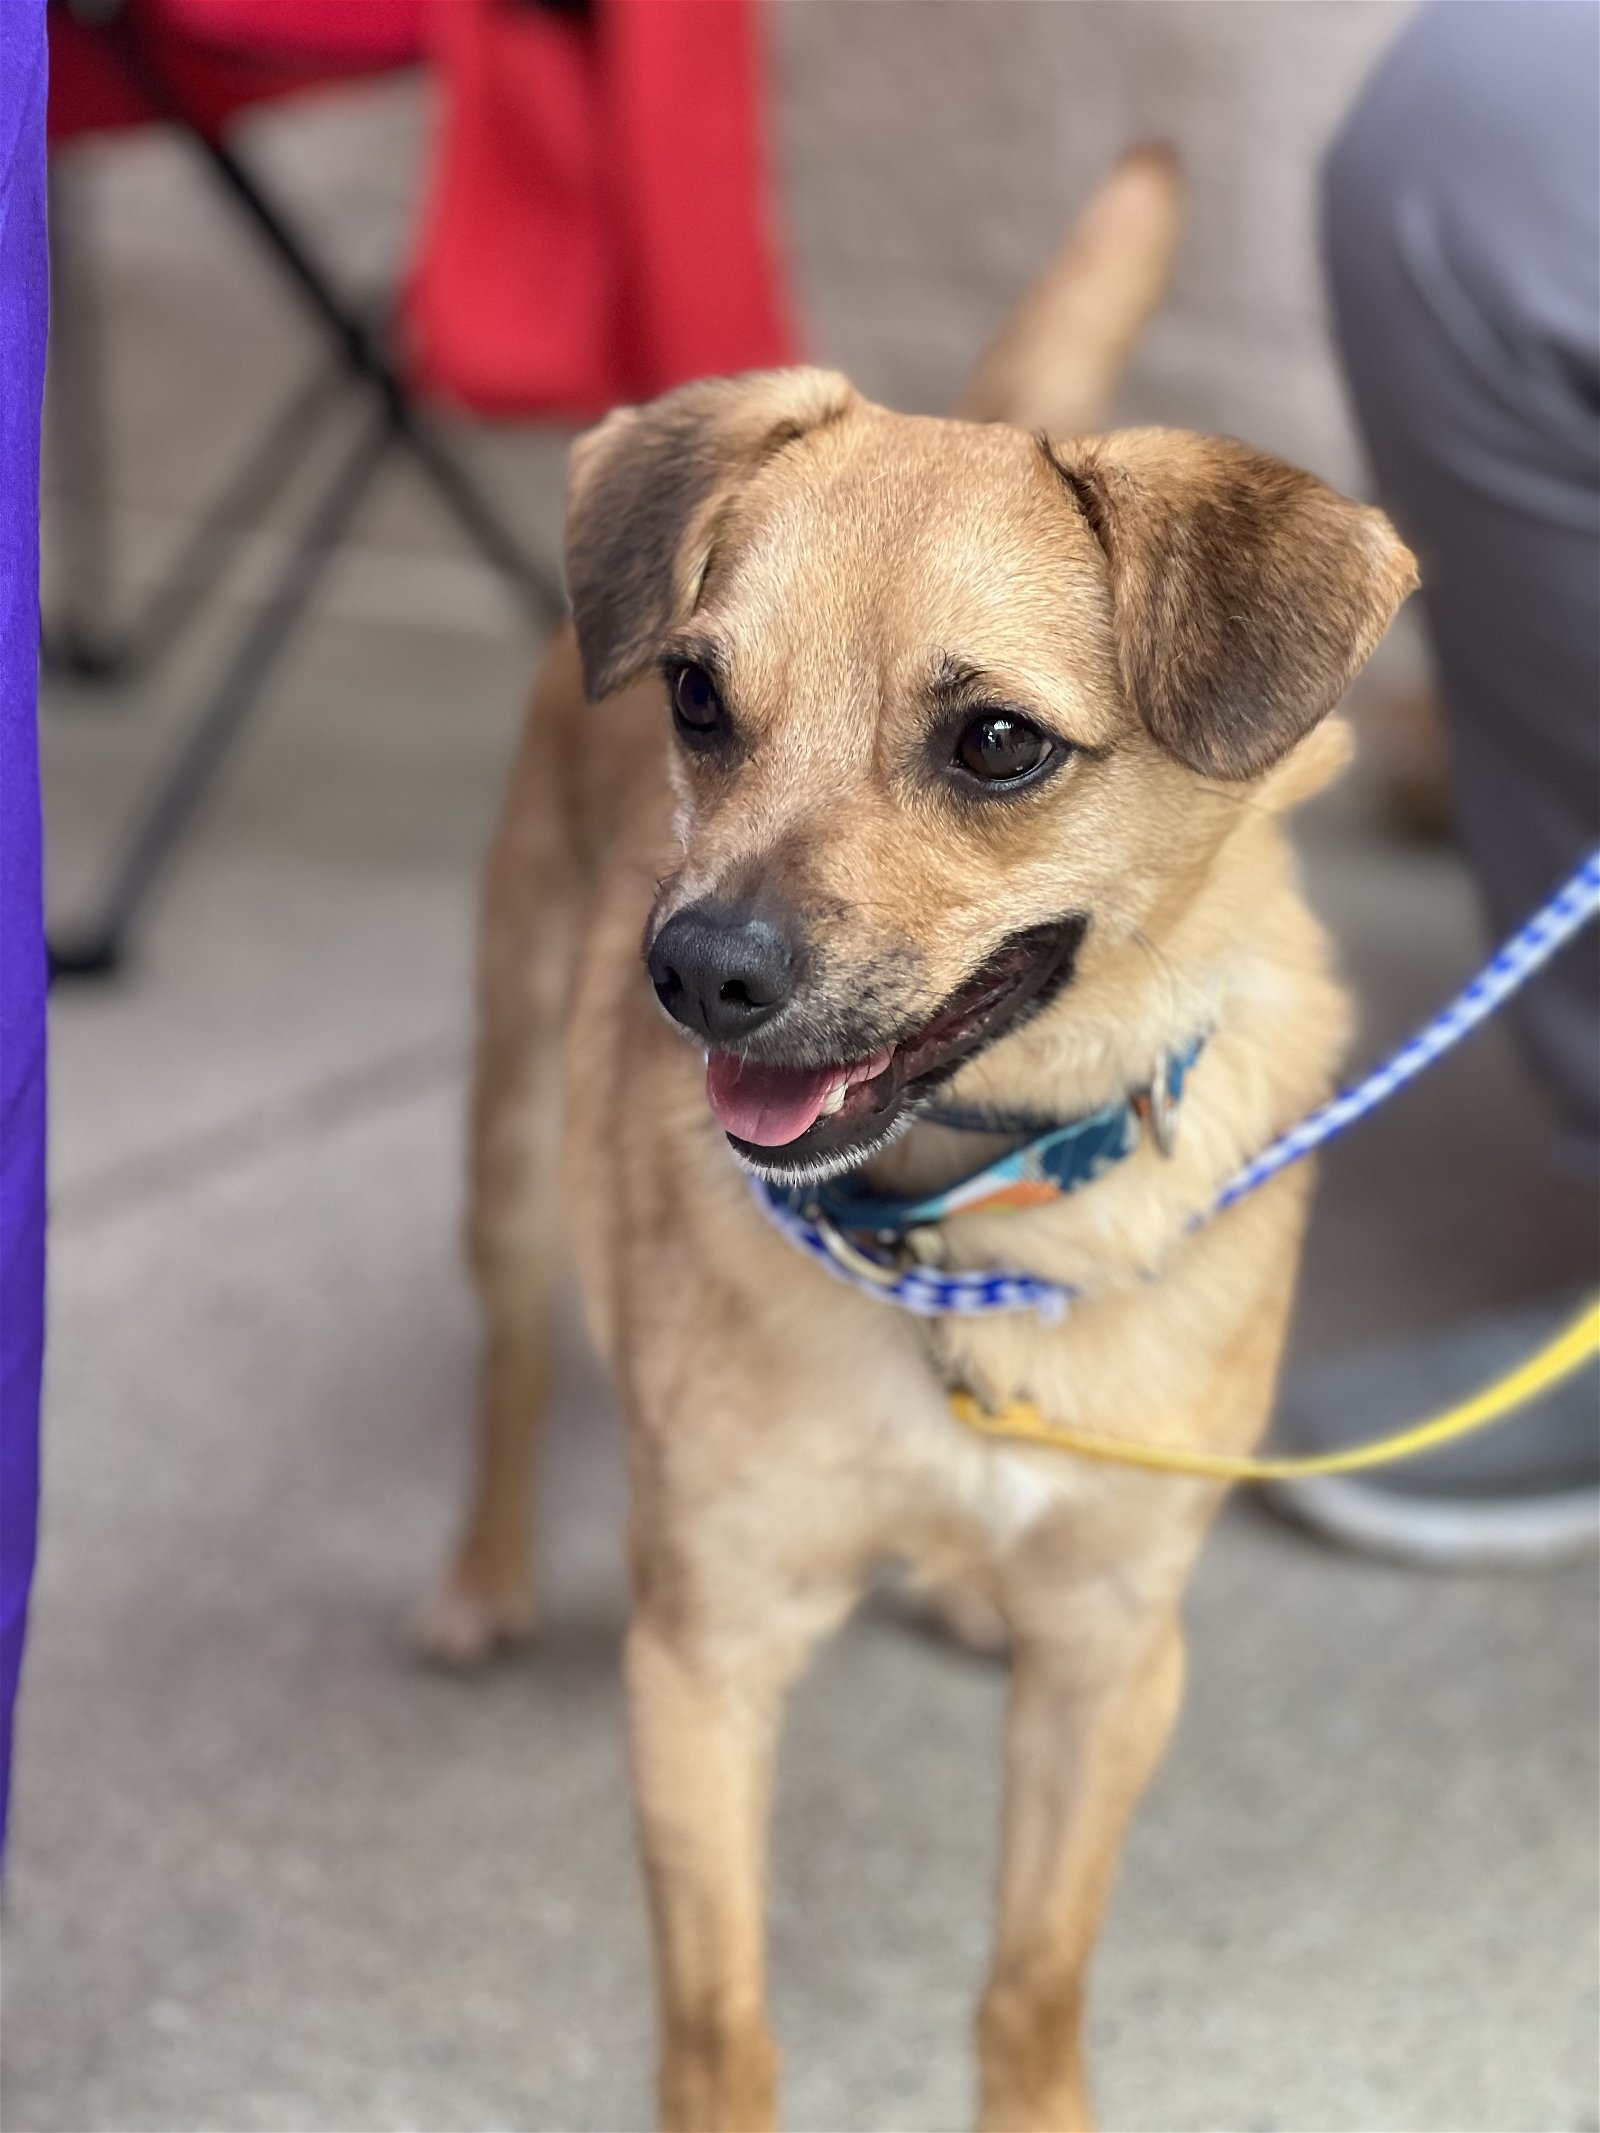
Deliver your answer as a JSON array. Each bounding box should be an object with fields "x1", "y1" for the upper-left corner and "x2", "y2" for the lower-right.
[{"x1": 0, "y1": 0, "x2": 48, "y2": 1859}]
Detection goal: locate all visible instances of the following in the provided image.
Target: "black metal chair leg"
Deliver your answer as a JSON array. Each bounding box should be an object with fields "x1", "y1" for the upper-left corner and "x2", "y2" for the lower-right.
[
  {"x1": 182, "y1": 135, "x2": 564, "y2": 627},
  {"x1": 114, "y1": 358, "x2": 348, "y2": 678},
  {"x1": 44, "y1": 11, "x2": 568, "y2": 976},
  {"x1": 43, "y1": 164, "x2": 120, "y2": 679},
  {"x1": 44, "y1": 165, "x2": 354, "y2": 685},
  {"x1": 94, "y1": 16, "x2": 564, "y2": 627},
  {"x1": 386, "y1": 400, "x2": 565, "y2": 627},
  {"x1": 48, "y1": 417, "x2": 393, "y2": 981}
]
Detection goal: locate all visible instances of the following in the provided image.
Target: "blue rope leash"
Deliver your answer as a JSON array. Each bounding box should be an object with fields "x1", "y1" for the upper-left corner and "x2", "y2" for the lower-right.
[
  {"x1": 1213, "y1": 847, "x2": 1600, "y2": 1209},
  {"x1": 751, "y1": 848, "x2": 1600, "y2": 1320}
]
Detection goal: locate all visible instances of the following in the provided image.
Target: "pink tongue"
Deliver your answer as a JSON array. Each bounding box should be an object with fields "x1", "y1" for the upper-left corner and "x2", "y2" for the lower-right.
[{"x1": 705, "y1": 1052, "x2": 840, "y2": 1146}]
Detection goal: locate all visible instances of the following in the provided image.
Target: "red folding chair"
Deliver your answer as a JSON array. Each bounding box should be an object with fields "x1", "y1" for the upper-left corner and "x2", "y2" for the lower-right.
[{"x1": 45, "y1": 0, "x2": 562, "y2": 977}]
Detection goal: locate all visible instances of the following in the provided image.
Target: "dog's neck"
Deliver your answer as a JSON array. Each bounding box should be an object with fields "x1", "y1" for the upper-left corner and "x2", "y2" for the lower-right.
[
  {"x1": 863, "y1": 815, "x2": 1310, "y2": 1205},
  {"x1": 863, "y1": 957, "x2": 1217, "y2": 1206}
]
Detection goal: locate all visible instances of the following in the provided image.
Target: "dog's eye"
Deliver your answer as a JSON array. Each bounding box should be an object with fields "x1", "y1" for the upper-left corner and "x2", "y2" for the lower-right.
[
  {"x1": 953, "y1": 712, "x2": 1054, "y2": 785},
  {"x1": 670, "y1": 663, "x2": 728, "y2": 748}
]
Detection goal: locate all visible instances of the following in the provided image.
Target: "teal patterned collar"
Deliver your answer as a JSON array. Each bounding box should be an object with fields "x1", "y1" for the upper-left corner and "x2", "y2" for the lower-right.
[{"x1": 782, "y1": 1036, "x2": 1207, "y2": 1240}]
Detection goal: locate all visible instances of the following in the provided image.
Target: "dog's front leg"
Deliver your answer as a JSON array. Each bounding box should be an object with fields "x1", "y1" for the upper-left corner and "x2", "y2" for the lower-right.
[
  {"x1": 978, "y1": 1601, "x2": 1187, "y2": 2133},
  {"x1": 627, "y1": 1563, "x2": 854, "y2": 2133}
]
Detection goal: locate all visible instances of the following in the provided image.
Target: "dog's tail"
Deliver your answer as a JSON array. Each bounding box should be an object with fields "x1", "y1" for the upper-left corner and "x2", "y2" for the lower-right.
[{"x1": 955, "y1": 144, "x2": 1182, "y2": 437}]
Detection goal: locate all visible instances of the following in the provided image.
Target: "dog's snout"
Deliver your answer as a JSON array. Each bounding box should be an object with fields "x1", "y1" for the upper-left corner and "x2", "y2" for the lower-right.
[{"x1": 647, "y1": 905, "x2": 799, "y2": 1044}]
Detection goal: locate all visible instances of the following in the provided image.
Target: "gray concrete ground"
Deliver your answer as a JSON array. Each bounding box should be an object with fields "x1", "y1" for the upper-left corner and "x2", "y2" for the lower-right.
[{"x1": 8, "y1": 30, "x2": 1600, "y2": 2131}]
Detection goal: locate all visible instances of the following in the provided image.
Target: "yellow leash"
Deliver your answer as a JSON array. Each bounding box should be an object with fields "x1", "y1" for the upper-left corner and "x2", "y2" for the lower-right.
[{"x1": 948, "y1": 1296, "x2": 1600, "y2": 1481}]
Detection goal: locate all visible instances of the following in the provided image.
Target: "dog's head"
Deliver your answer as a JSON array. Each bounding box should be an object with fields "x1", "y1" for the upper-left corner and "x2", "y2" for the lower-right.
[{"x1": 566, "y1": 368, "x2": 1415, "y2": 1183}]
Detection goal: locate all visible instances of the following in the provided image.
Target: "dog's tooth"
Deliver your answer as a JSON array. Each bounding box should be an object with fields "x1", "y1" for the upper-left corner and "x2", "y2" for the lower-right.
[{"x1": 819, "y1": 1080, "x2": 849, "y2": 1118}]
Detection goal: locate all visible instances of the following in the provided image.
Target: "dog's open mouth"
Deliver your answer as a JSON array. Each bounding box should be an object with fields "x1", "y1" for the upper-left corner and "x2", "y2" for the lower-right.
[{"x1": 706, "y1": 916, "x2": 1085, "y2": 1177}]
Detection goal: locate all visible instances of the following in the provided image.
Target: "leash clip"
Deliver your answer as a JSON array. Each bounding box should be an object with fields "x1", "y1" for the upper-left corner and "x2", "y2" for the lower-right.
[
  {"x1": 807, "y1": 1205, "x2": 914, "y2": 1287},
  {"x1": 1133, "y1": 1071, "x2": 1179, "y2": 1159}
]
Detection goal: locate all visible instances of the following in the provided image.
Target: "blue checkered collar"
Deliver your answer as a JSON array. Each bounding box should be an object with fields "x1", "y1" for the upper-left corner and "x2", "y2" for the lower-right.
[{"x1": 764, "y1": 1035, "x2": 1207, "y2": 1245}]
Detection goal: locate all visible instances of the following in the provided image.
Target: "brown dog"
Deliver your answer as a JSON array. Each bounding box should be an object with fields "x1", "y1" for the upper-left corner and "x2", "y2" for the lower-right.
[{"x1": 420, "y1": 152, "x2": 1416, "y2": 2132}]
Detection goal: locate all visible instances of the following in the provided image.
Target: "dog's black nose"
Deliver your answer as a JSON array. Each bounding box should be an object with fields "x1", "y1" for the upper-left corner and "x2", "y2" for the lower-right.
[{"x1": 647, "y1": 905, "x2": 799, "y2": 1043}]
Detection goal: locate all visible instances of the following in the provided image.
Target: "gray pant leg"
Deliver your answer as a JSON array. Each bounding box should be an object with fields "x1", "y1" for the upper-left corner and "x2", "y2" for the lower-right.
[{"x1": 1323, "y1": 0, "x2": 1600, "y2": 1168}]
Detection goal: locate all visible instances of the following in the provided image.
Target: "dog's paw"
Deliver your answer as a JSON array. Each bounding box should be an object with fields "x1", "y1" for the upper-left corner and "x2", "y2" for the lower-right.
[{"x1": 413, "y1": 1566, "x2": 538, "y2": 1666}]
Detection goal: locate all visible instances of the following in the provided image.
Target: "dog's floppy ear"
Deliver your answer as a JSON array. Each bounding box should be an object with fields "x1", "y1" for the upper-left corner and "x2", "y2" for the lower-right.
[
  {"x1": 565, "y1": 367, "x2": 857, "y2": 700},
  {"x1": 1046, "y1": 429, "x2": 1416, "y2": 779}
]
